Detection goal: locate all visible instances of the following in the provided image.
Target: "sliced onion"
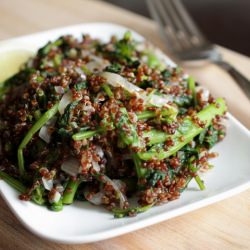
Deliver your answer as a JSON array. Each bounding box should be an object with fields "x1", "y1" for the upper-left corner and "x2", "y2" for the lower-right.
[
  {"x1": 85, "y1": 191, "x2": 105, "y2": 205},
  {"x1": 101, "y1": 175, "x2": 127, "y2": 208},
  {"x1": 95, "y1": 146, "x2": 104, "y2": 158},
  {"x1": 38, "y1": 117, "x2": 57, "y2": 143},
  {"x1": 182, "y1": 73, "x2": 189, "y2": 80},
  {"x1": 196, "y1": 86, "x2": 210, "y2": 103},
  {"x1": 55, "y1": 86, "x2": 65, "y2": 94},
  {"x1": 112, "y1": 179, "x2": 126, "y2": 190},
  {"x1": 55, "y1": 184, "x2": 64, "y2": 193},
  {"x1": 201, "y1": 89, "x2": 210, "y2": 103},
  {"x1": 58, "y1": 90, "x2": 73, "y2": 115},
  {"x1": 42, "y1": 177, "x2": 53, "y2": 191},
  {"x1": 136, "y1": 42, "x2": 147, "y2": 52},
  {"x1": 177, "y1": 151, "x2": 185, "y2": 160},
  {"x1": 85, "y1": 60, "x2": 109, "y2": 73},
  {"x1": 196, "y1": 86, "x2": 205, "y2": 92},
  {"x1": 39, "y1": 126, "x2": 51, "y2": 143},
  {"x1": 100, "y1": 72, "x2": 174, "y2": 108},
  {"x1": 148, "y1": 94, "x2": 173, "y2": 107},
  {"x1": 190, "y1": 140, "x2": 196, "y2": 148},
  {"x1": 100, "y1": 72, "x2": 142, "y2": 93},
  {"x1": 82, "y1": 104, "x2": 95, "y2": 113},
  {"x1": 61, "y1": 158, "x2": 80, "y2": 176},
  {"x1": 49, "y1": 191, "x2": 61, "y2": 204},
  {"x1": 92, "y1": 160, "x2": 101, "y2": 172},
  {"x1": 75, "y1": 67, "x2": 86, "y2": 80}
]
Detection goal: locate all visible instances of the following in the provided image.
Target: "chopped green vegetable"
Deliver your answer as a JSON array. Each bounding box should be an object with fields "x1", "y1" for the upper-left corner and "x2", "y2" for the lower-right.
[
  {"x1": 74, "y1": 82, "x2": 87, "y2": 91},
  {"x1": 112, "y1": 204, "x2": 154, "y2": 218},
  {"x1": 18, "y1": 103, "x2": 59, "y2": 175},
  {"x1": 102, "y1": 84, "x2": 113, "y2": 98},
  {"x1": 189, "y1": 165, "x2": 205, "y2": 190},
  {"x1": 62, "y1": 179, "x2": 81, "y2": 205},
  {"x1": 115, "y1": 107, "x2": 141, "y2": 147},
  {"x1": 72, "y1": 128, "x2": 104, "y2": 141},
  {"x1": 50, "y1": 199, "x2": 63, "y2": 212},
  {"x1": 138, "y1": 98, "x2": 226, "y2": 160},
  {"x1": 132, "y1": 153, "x2": 148, "y2": 178},
  {"x1": 144, "y1": 51, "x2": 162, "y2": 69},
  {"x1": 105, "y1": 63, "x2": 122, "y2": 73},
  {"x1": 0, "y1": 171, "x2": 26, "y2": 193},
  {"x1": 58, "y1": 101, "x2": 78, "y2": 127},
  {"x1": 32, "y1": 186, "x2": 45, "y2": 205}
]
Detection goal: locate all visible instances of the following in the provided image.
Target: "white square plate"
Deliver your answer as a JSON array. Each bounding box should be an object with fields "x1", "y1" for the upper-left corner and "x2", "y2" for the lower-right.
[{"x1": 0, "y1": 23, "x2": 249, "y2": 244}]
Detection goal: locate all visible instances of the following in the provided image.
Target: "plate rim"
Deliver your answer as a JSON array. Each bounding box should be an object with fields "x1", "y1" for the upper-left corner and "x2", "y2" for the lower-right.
[{"x1": 1, "y1": 177, "x2": 250, "y2": 244}]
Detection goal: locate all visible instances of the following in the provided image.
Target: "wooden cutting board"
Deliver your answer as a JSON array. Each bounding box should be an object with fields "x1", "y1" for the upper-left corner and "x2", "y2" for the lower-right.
[{"x1": 0, "y1": 0, "x2": 249, "y2": 249}]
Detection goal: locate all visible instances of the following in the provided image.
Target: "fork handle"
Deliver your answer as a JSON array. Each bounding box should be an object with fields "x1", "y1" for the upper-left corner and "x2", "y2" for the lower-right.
[{"x1": 214, "y1": 60, "x2": 250, "y2": 100}]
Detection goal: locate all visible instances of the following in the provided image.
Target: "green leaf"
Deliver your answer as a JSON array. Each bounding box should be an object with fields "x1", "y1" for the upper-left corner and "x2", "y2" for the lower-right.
[
  {"x1": 58, "y1": 101, "x2": 79, "y2": 127},
  {"x1": 105, "y1": 63, "x2": 122, "y2": 73},
  {"x1": 74, "y1": 82, "x2": 87, "y2": 91},
  {"x1": 147, "y1": 170, "x2": 166, "y2": 187},
  {"x1": 38, "y1": 38, "x2": 63, "y2": 56}
]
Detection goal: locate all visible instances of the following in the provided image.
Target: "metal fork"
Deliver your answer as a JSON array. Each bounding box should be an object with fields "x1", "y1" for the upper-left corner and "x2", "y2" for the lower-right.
[{"x1": 147, "y1": 0, "x2": 250, "y2": 99}]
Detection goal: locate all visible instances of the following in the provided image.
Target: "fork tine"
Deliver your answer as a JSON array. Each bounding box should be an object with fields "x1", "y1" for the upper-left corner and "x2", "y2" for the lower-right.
[
  {"x1": 155, "y1": 0, "x2": 185, "y2": 51},
  {"x1": 146, "y1": 0, "x2": 183, "y2": 52},
  {"x1": 160, "y1": 0, "x2": 192, "y2": 49},
  {"x1": 170, "y1": 0, "x2": 207, "y2": 46}
]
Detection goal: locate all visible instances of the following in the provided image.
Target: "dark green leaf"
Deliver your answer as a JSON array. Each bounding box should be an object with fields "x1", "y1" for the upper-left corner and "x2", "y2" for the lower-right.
[
  {"x1": 58, "y1": 101, "x2": 79, "y2": 127},
  {"x1": 147, "y1": 170, "x2": 166, "y2": 187},
  {"x1": 74, "y1": 82, "x2": 87, "y2": 91},
  {"x1": 105, "y1": 63, "x2": 122, "y2": 73}
]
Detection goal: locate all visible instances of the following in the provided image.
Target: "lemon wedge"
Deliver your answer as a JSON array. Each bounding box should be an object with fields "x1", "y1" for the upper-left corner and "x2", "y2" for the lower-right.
[{"x1": 0, "y1": 50, "x2": 34, "y2": 83}]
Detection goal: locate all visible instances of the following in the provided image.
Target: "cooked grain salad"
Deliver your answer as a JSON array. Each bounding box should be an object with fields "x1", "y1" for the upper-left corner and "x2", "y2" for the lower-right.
[{"x1": 0, "y1": 32, "x2": 227, "y2": 217}]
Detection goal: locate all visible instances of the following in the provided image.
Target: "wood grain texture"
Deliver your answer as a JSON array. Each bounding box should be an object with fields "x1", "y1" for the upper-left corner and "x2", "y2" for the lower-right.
[{"x1": 0, "y1": 0, "x2": 249, "y2": 249}]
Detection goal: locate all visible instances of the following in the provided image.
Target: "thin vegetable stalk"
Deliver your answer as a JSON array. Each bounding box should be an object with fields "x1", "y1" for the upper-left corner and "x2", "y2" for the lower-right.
[
  {"x1": 143, "y1": 129, "x2": 167, "y2": 146},
  {"x1": 72, "y1": 128, "x2": 167, "y2": 148},
  {"x1": 72, "y1": 128, "x2": 104, "y2": 141},
  {"x1": 102, "y1": 84, "x2": 113, "y2": 98},
  {"x1": 32, "y1": 186, "x2": 45, "y2": 205},
  {"x1": 180, "y1": 163, "x2": 205, "y2": 192},
  {"x1": 112, "y1": 203, "x2": 154, "y2": 218},
  {"x1": 18, "y1": 103, "x2": 59, "y2": 176},
  {"x1": 62, "y1": 179, "x2": 81, "y2": 204},
  {"x1": 115, "y1": 107, "x2": 141, "y2": 147},
  {"x1": 72, "y1": 127, "x2": 167, "y2": 147},
  {"x1": 79, "y1": 105, "x2": 141, "y2": 150},
  {"x1": 0, "y1": 171, "x2": 26, "y2": 193},
  {"x1": 136, "y1": 108, "x2": 173, "y2": 120},
  {"x1": 138, "y1": 98, "x2": 227, "y2": 160},
  {"x1": 50, "y1": 199, "x2": 63, "y2": 212},
  {"x1": 71, "y1": 107, "x2": 174, "y2": 144},
  {"x1": 132, "y1": 154, "x2": 148, "y2": 178},
  {"x1": 188, "y1": 76, "x2": 197, "y2": 106},
  {"x1": 71, "y1": 106, "x2": 116, "y2": 141},
  {"x1": 189, "y1": 165, "x2": 205, "y2": 190},
  {"x1": 0, "y1": 171, "x2": 45, "y2": 205}
]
